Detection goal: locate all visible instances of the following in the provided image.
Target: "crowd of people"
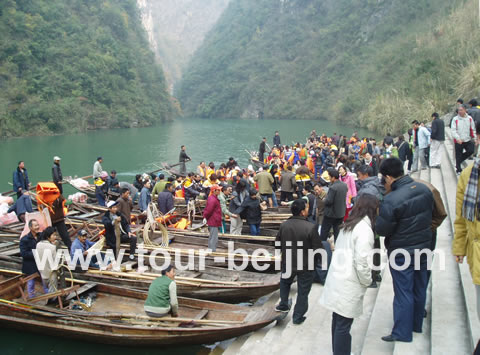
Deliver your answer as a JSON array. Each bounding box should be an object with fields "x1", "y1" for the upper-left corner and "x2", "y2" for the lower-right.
[{"x1": 9, "y1": 104, "x2": 480, "y2": 354}]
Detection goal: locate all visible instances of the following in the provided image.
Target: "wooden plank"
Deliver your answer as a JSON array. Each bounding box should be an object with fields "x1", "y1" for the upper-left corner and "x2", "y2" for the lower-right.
[
  {"x1": 194, "y1": 309, "x2": 209, "y2": 320},
  {"x1": 1, "y1": 248, "x2": 20, "y2": 256},
  {"x1": 65, "y1": 283, "x2": 96, "y2": 301}
]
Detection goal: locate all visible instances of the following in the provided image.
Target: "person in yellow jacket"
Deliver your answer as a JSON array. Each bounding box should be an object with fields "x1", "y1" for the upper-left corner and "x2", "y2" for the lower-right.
[{"x1": 454, "y1": 159, "x2": 480, "y2": 333}]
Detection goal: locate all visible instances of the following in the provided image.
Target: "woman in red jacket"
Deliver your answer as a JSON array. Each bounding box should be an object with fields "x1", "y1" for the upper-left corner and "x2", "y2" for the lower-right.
[{"x1": 203, "y1": 185, "x2": 223, "y2": 251}]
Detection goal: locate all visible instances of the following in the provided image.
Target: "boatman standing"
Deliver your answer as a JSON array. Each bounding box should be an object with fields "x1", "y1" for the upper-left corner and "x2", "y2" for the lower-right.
[
  {"x1": 259, "y1": 137, "x2": 267, "y2": 163},
  {"x1": 52, "y1": 156, "x2": 63, "y2": 194},
  {"x1": 273, "y1": 131, "x2": 281, "y2": 147},
  {"x1": 13, "y1": 161, "x2": 30, "y2": 198},
  {"x1": 179, "y1": 145, "x2": 190, "y2": 176},
  {"x1": 93, "y1": 157, "x2": 103, "y2": 179}
]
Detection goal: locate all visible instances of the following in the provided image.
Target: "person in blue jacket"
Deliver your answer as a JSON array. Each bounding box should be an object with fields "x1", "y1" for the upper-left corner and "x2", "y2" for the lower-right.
[{"x1": 13, "y1": 161, "x2": 30, "y2": 198}]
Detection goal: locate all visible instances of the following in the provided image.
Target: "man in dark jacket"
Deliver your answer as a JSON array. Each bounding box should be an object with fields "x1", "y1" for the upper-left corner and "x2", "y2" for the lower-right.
[
  {"x1": 275, "y1": 199, "x2": 323, "y2": 324},
  {"x1": 52, "y1": 156, "x2": 63, "y2": 194},
  {"x1": 20, "y1": 219, "x2": 47, "y2": 298},
  {"x1": 468, "y1": 99, "x2": 480, "y2": 125},
  {"x1": 356, "y1": 165, "x2": 383, "y2": 201},
  {"x1": 273, "y1": 131, "x2": 281, "y2": 146},
  {"x1": 13, "y1": 161, "x2": 30, "y2": 198},
  {"x1": 279, "y1": 165, "x2": 297, "y2": 202},
  {"x1": 107, "y1": 170, "x2": 119, "y2": 193},
  {"x1": 376, "y1": 158, "x2": 434, "y2": 343},
  {"x1": 184, "y1": 174, "x2": 202, "y2": 204},
  {"x1": 235, "y1": 189, "x2": 265, "y2": 236},
  {"x1": 259, "y1": 138, "x2": 267, "y2": 163},
  {"x1": 158, "y1": 183, "x2": 175, "y2": 215},
  {"x1": 8, "y1": 192, "x2": 33, "y2": 222},
  {"x1": 49, "y1": 195, "x2": 72, "y2": 250},
  {"x1": 179, "y1": 145, "x2": 191, "y2": 176},
  {"x1": 103, "y1": 201, "x2": 136, "y2": 260},
  {"x1": 320, "y1": 168, "x2": 348, "y2": 241},
  {"x1": 429, "y1": 112, "x2": 445, "y2": 168}
]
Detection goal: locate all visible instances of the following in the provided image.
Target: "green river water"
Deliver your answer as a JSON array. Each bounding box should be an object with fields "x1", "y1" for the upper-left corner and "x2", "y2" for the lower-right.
[{"x1": 0, "y1": 118, "x2": 373, "y2": 354}]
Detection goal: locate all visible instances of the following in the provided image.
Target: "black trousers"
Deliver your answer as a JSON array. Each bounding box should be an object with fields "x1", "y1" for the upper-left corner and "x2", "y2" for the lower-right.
[
  {"x1": 455, "y1": 141, "x2": 475, "y2": 172},
  {"x1": 54, "y1": 182, "x2": 63, "y2": 194},
  {"x1": 279, "y1": 270, "x2": 315, "y2": 323},
  {"x1": 280, "y1": 191, "x2": 294, "y2": 202},
  {"x1": 320, "y1": 216, "x2": 343, "y2": 241},
  {"x1": 108, "y1": 234, "x2": 138, "y2": 258},
  {"x1": 332, "y1": 312, "x2": 354, "y2": 355},
  {"x1": 53, "y1": 220, "x2": 71, "y2": 250}
]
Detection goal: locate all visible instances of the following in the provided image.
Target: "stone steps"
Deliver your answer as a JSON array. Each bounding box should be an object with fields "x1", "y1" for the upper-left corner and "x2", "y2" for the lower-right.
[{"x1": 222, "y1": 130, "x2": 476, "y2": 354}]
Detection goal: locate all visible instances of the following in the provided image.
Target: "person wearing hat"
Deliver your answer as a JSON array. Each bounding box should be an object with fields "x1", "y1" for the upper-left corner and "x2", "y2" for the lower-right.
[
  {"x1": 93, "y1": 157, "x2": 104, "y2": 179},
  {"x1": 203, "y1": 184, "x2": 223, "y2": 251},
  {"x1": 94, "y1": 171, "x2": 109, "y2": 207},
  {"x1": 52, "y1": 156, "x2": 63, "y2": 194},
  {"x1": 70, "y1": 230, "x2": 97, "y2": 269},
  {"x1": 103, "y1": 200, "x2": 134, "y2": 260},
  {"x1": 102, "y1": 201, "x2": 137, "y2": 260}
]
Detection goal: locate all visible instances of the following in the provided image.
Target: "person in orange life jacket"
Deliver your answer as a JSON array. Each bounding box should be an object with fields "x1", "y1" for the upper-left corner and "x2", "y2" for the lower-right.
[
  {"x1": 217, "y1": 163, "x2": 228, "y2": 181},
  {"x1": 206, "y1": 162, "x2": 216, "y2": 178},
  {"x1": 451, "y1": 104, "x2": 477, "y2": 174},
  {"x1": 197, "y1": 161, "x2": 207, "y2": 178},
  {"x1": 184, "y1": 173, "x2": 202, "y2": 204}
]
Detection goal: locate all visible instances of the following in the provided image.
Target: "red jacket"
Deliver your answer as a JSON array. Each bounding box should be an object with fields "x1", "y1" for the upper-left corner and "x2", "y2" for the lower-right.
[{"x1": 203, "y1": 194, "x2": 222, "y2": 227}]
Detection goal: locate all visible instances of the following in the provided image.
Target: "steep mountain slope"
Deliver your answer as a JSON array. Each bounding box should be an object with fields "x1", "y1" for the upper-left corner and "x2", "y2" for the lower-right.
[
  {"x1": 177, "y1": 0, "x2": 470, "y2": 134},
  {"x1": 138, "y1": 0, "x2": 230, "y2": 90},
  {"x1": 0, "y1": 0, "x2": 173, "y2": 137}
]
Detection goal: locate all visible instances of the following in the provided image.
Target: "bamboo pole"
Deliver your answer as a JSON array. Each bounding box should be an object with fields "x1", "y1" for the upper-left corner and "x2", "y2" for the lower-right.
[{"x1": 141, "y1": 245, "x2": 277, "y2": 261}]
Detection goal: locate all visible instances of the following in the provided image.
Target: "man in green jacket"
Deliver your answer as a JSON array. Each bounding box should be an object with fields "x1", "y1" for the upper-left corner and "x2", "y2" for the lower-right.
[
  {"x1": 151, "y1": 174, "x2": 167, "y2": 201},
  {"x1": 254, "y1": 165, "x2": 274, "y2": 207},
  {"x1": 144, "y1": 265, "x2": 179, "y2": 317}
]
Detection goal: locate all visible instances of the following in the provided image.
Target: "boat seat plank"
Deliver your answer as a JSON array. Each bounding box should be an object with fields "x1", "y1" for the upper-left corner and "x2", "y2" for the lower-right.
[
  {"x1": 65, "y1": 283, "x2": 96, "y2": 301},
  {"x1": 29, "y1": 285, "x2": 81, "y2": 303},
  {"x1": 194, "y1": 309, "x2": 209, "y2": 320}
]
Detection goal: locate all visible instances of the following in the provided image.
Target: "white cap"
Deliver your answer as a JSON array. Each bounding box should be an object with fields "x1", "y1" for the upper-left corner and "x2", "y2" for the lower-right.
[
  {"x1": 53, "y1": 156, "x2": 61, "y2": 161},
  {"x1": 107, "y1": 201, "x2": 118, "y2": 208}
]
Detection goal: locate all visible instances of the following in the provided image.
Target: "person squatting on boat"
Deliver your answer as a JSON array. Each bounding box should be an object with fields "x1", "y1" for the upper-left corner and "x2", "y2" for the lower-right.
[{"x1": 144, "y1": 264, "x2": 179, "y2": 318}]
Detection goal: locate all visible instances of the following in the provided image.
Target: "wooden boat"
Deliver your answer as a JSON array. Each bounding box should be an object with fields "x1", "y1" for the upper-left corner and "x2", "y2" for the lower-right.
[
  {"x1": 0, "y1": 271, "x2": 283, "y2": 346},
  {"x1": 246, "y1": 150, "x2": 264, "y2": 169},
  {"x1": 0, "y1": 251, "x2": 280, "y2": 303}
]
